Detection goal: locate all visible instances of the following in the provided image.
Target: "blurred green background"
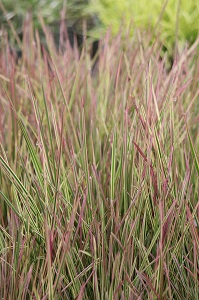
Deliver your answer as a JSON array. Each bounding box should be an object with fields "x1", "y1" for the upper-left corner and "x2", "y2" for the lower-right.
[
  {"x1": 0, "y1": 0, "x2": 88, "y2": 42},
  {"x1": 0, "y1": 0, "x2": 199, "y2": 52}
]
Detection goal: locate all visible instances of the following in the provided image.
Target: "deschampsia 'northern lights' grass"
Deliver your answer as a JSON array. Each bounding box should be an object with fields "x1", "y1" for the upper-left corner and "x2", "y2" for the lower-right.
[{"x1": 0, "y1": 19, "x2": 199, "y2": 300}]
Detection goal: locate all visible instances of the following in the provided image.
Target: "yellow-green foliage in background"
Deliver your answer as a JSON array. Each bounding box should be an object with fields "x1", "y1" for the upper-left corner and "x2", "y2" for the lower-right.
[
  {"x1": 1, "y1": 0, "x2": 199, "y2": 55},
  {"x1": 88, "y1": 0, "x2": 199, "y2": 51}
]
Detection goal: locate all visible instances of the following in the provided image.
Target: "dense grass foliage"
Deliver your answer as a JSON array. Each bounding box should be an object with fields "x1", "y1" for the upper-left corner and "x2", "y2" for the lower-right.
[{"x1": 0, "y1": 20, "x2": 199, "y2": 299}]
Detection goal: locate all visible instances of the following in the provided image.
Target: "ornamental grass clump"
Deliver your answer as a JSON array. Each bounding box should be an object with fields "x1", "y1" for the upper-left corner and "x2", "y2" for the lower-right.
[{"x1": 0, "y1": 17, "x2": 199, "y2": 299}]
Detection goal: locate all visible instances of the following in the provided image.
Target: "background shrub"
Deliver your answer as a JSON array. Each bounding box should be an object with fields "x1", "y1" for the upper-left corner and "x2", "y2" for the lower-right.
[{"x1": 88, "y1": 0, "x2": 199, "y2": 52}]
